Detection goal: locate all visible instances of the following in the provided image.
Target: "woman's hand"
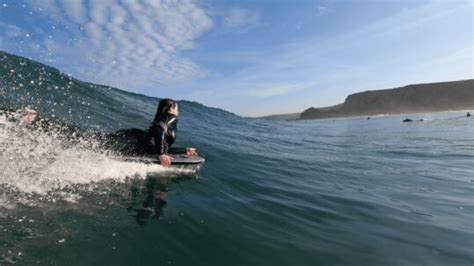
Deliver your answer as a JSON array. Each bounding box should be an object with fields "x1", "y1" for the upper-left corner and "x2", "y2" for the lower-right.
[
  {"x1": 186, "y1": 147, "x2": 198, "y2": 156},
  {"x1": 159, "y1": 154, "x2": 173, "y2": 167}
]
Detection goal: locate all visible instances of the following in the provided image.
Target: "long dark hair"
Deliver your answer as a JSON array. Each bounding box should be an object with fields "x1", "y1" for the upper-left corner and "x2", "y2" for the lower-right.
[{"x1": 153, "y1": 98, "x2": 177, "y2": 122}]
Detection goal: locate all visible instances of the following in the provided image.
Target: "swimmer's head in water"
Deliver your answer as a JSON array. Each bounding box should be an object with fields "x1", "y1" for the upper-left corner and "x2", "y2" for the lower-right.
[{"x1": 22, "y1": 106, "x2": 39, "y2": 125}]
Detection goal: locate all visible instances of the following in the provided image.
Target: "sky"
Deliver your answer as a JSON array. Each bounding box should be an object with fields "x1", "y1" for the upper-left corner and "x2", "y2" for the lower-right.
[{"x1": 0, "y1": 0, "x2": 472, "y2": 117}]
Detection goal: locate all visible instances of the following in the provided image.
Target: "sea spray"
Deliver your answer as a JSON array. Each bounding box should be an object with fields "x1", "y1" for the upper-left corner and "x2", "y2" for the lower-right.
[{"x1": 0, "y1": 109, "x2": 190, "y2": 208}]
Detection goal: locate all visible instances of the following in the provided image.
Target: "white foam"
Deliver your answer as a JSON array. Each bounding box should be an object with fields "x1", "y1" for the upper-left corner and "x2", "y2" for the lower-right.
[
  {"x1": 0, "y1": 195, "x2": 15, "y2": 211},
  {"x1": 0, "y1": 111, "x2": 186, "y2": 207}
]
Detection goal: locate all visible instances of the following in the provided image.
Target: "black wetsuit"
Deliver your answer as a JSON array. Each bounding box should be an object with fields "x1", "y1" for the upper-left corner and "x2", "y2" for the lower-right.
[{"x1": 147, "y1": 113, "x2": 186, "y2": 155}]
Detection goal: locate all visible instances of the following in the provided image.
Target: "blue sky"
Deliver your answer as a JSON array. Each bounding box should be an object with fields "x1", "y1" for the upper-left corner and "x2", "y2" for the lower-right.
[{"x1": 0, "y1": 0, "x2": 472, "y2": 116}]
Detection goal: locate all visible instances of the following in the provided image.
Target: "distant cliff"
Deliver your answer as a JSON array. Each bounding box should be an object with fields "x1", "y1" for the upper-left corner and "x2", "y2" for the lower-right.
[
  {"x1": 299, "y1": 80, "x2": 474, "y2": 120},
  {"x1": 260, "y1": 112, "x2": 301, "y2": 120}
]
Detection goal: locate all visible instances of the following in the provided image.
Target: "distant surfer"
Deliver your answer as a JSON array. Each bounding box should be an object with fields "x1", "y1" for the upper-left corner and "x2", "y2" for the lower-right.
[
  {"x1": 0, "y1": 105, "x2": 39, "y2": 125},
  {"x1": 147, "y1": 99, "x2": 197, "y2": 167},
  {"x1": 403, "y1": 118, "x2": 413, "y2": 122},
  {"x1": 467, "y1": 112, "x2": 471, "y2": 117},
  {"x1": 22, "y1": 106, "x2": 39, "y2": 125}
]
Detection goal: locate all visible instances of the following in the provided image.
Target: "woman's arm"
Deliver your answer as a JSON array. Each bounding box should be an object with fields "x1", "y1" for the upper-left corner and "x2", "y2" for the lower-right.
[
  {"x1": 150, "y1": 123, "x2": 174, "y2": 167},
  {"x1": 150, "y1": 124, "x2": 168, "y2": 155}
]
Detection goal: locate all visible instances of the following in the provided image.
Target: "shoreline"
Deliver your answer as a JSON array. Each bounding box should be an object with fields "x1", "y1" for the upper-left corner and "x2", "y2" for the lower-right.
[{"x1": 288, "y1": 109, "x2": 473, "y2": 122}]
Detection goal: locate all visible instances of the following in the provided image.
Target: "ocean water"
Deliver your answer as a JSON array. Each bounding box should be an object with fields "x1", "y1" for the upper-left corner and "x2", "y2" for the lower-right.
[{"x1": 1, "y1": 56, "x2": 474, "y2": 265}]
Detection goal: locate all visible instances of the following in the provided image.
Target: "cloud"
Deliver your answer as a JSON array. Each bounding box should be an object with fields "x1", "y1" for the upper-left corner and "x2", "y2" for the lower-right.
[
  {"x1": 0, "y1": 22, "x2": 27, "y2": 38},
  {"x1": 315, "y1": 6, "x2": 328, "y2": 17},
  {"x1": 223, "y1": 7, "x2": 259, "y2": 28},
  {"x1": 314, "y1": 0, "x2": 333, "y2": 17},
  {"x1": 28, "y1": 0, "x2": 70, "y2": 25},
  {"x1": 6, "y1": 0, "x2": 213, "y2": 91},
  {"x1": 61, "y1": 0, "x2": 87, "y2": 24},
  {"x1": 247, "y1": 82, "x2": 318, "y2": 98}
]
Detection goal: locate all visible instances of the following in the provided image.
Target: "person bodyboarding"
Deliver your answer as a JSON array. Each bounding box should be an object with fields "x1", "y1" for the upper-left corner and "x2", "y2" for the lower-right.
[
  {"x1": 110, "y1": 99, "x2": 199, "y2": 168},
  {"x1": 147, "y1": 99, "x2": 197, "y2": 167}
]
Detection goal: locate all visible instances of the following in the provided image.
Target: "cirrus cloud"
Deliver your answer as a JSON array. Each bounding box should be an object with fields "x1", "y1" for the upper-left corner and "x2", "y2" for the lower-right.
[
  {"x1": 223, "y1": 7, "x2": 260, "y2": 29},
  {"x1": 11, "y1": 0, "x2": 213, "y2": 91}
]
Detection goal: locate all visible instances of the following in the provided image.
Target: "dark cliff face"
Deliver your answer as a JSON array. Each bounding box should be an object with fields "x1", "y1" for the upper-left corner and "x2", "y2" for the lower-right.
[{"x1": 299, "y1": 80, "x2": 474, "y2": 120}]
